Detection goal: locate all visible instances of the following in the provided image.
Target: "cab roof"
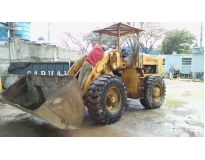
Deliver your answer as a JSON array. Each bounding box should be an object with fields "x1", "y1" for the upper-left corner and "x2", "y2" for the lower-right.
[{"x1": 93, "y1": 22, "x2": 144, "y2": 36}]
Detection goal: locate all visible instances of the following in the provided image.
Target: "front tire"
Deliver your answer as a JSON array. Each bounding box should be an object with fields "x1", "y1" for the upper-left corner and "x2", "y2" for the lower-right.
[
  {"x1": 86, "y1": 75, "x2": 127, "y2": 124},
  {"x1": 140, "y1": 76, "x2": 166, "y2": 109}
]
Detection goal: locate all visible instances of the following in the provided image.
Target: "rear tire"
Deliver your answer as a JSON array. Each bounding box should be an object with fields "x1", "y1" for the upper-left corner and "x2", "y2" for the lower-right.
[
  {"x1": 140, "y1": 76, "x2": 166, "y2": 109},
  {"x1": 86, "y1": 75, "x2": 127, "y2": 124}
]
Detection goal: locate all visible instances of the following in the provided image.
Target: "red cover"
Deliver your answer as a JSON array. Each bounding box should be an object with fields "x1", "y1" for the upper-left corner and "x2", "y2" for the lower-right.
[{"x1": 86, "y1": 43, "x2": 104, "y2": 67}]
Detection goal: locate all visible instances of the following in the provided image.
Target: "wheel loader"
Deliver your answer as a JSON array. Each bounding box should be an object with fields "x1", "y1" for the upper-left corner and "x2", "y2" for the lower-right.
[{"x1": 0, "y1": 22, "x2": 166, "y2": 130}]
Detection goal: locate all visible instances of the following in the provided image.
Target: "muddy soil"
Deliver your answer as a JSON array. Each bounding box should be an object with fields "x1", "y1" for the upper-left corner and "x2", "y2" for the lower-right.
[{"x1": 0, "y1": 79, "x2": 204, "y2": 137}]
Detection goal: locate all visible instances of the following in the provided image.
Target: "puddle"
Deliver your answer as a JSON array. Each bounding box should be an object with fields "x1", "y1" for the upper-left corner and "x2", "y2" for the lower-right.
[
  {"x1": 164, "y1": 99, "x2": 188, "y2": 109},
  {"x1": 164, "y1": 90, "x2": 204, "y2": 109},
  {"x1": 181, "y1": 91, "x2": 204, "y2": 98}
]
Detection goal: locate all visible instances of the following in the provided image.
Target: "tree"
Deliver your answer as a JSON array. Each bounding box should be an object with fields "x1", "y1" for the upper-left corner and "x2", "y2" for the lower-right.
[
  {"x1": 121, "y1": 22, "x2": 165, "y2": 54},
  {"x1": 121, "y1": 33, "x2": 139, "y2": 53},
  {"x1": 139, "y1": 22, "x2": 165, "y2": 54},
  {"x1": 60, "y1": 31, "x2": 117, "y2": 51},
  {"x1": 60, "y1": 22, "x2": 165, "y2": 54},
  {"x1": 60, "y1": 36, "x2": 71, "y2": 50},
  {"x1": 154, "y1": 44, "x2": 164, "y2": 54},
  {"x1": 60, "y1": 32, "x2": 89, "y2": 51},
  {"x1": 120, "y1": 22, "x2": 139, "y2": 53},
  {"x1": 83, "y1": 32, "x2": 117, "y2": 49},
  {"x1": 161, "y1": 29, "x2": 197, "y2": 54}
]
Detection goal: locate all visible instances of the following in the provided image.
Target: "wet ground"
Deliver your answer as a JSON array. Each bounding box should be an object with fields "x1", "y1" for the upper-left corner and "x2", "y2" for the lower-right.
[{"x1": 0, "y1": 79, "x2": 204, "y2": 137}]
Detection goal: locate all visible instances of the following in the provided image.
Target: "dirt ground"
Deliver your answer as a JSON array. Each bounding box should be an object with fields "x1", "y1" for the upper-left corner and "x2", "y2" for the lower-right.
[{"x1": 0, "y1": 79, "x2": 204, "y2": 137}]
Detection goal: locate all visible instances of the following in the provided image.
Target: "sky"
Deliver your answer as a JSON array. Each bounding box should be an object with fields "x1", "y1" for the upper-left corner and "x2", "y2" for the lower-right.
[
  {"x1": 30, "y1": 22, "x2": 113, "y2": 48},
  {"x1": 30, "y1": 22, "x2": 203, "y2": 49}
]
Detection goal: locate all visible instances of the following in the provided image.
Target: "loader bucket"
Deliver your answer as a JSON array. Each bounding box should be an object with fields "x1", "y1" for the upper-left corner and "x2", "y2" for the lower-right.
[{"x1": 0, "y1": 75, "x2": 85, "y2": 130}]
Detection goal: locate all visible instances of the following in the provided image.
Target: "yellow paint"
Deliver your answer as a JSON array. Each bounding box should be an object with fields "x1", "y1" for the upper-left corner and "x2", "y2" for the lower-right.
[
  {"x1": 0, "y1": 76, "x2": 2, "y2": 91},
  {"x1": 67, "y1": 55, "x2": 86, "y2": 76},
  {"x1": 122, "y1": 68, "x2": 138, "y2": 99},
  {"x1": 96, "y1": 52, "x2": 110, "y2": 73},
  {"x1": 109, "y1": 50, "x2": 121, "y2": 70},
  {"x1": 157, "y1": 58, "x2": 163, "y2": 77},
  {"x1": 67, "y1": 51, "x2": 113, "y2": 102},
  {"x1": 67, "y1": 49, "x2": 164, "y2": 101},
  {"x1": 143, "y1": 54, "x2": 159, "y2": 65},
  {"x1": 83, "y1": 53, "x2": 113, "y2": 97},
  {"x1": 142, "y1": 54, "x2": 163, "y2": 77}
]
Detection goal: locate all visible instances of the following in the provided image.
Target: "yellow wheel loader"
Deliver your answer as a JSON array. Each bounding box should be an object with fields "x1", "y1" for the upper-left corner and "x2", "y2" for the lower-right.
[{"x1": 0, "y1": 22, "x2": 166, "y2": 130}]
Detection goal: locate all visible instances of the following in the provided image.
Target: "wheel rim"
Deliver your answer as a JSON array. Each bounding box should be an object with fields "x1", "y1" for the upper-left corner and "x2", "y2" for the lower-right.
[
  {"x1": 152, "y1": 83, "x2": 162, "y2": 102},
  {"x1": 105, "y1": 87, "x2": 121, "y2": 114}
]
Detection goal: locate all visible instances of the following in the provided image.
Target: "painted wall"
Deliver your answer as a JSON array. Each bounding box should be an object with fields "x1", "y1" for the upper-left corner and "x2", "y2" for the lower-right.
[
  {"x1": 153, "y1": 54, "x2": 204, "y2": 79},
  {"x1": 191, "y1": 54, "x2": 204, "y2": 72}
]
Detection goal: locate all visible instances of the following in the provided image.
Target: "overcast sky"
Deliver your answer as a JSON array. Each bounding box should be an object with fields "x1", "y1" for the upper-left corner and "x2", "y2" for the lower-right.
[{"x1": 30, "y1": 22, "x2": 203, "y2": 48}]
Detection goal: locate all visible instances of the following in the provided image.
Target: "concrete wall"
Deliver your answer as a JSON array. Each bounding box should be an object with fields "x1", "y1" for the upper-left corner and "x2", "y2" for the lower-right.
[
  {"x1": 57, "y1": 47, "x2": 87, "y2": 61},
  {"x1": 0, "y1": 37, "x2": 88, "y2": 86},
  {"x1": 0, "y1": 41, "x2": 10, "y2": 77},
  {"x1": 9, "y1": 38, "x2": 87, "y2": 62},
  {"x1": 10, "y1": 38, "x2": 54, "y2": 62}
]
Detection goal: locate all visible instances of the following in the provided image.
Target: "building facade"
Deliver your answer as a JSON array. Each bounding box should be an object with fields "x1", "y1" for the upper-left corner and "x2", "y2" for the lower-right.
[{"x1": 153, "y1": 53, "x2": 204, "y2": 80}]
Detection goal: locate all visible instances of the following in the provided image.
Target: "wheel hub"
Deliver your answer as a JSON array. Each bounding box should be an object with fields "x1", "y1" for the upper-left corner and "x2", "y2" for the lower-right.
[
  {"x1": 106, "y1": 92, "x2": 118, "y2": 106},
  {"x1": 106, "y1": 88, "x2": 120, "y2": 112},
  {"x1": 153, "y1": 87, "x2": 160, "y2": 98},
  {"x1": 152, "y1": 84, "x2": 162, "y2": 102}
]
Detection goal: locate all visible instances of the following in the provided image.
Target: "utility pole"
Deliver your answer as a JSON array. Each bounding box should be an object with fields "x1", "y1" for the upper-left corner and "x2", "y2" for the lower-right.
[
  {"x1": 200, "y1": 22, "x2": 203, "y2": 47},
  {"x1": 7, "y1": 22, "x2": 14, "y2": 38},
  {"x1": 48, "y1": 22, "x2": 50, "y2": 41}
]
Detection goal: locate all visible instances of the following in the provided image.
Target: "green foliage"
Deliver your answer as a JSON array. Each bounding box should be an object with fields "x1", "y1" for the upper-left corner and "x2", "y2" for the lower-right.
[
  {"x1": 162, "y1": 29, "x2": 197, "y2": 54},
  {"x1": 83, "y1": 32, "x2": 117, "y2": 48},
  {"x1": 154, "y1": 44, "x2": 164, "y2": 54}
]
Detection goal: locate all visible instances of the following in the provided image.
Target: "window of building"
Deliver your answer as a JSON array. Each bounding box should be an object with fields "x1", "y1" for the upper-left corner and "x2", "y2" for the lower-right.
[
  {"x1": 163, "y1": 58, "x2": 165, "y2": 65},
  {"x1": 192, "y1": 47, "x2": 204, "y2": 54},
  {"x1": 182, "y1": 58, "x2": 192, "y2": 65}
]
